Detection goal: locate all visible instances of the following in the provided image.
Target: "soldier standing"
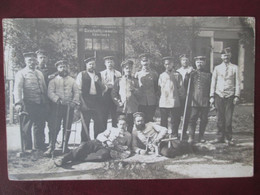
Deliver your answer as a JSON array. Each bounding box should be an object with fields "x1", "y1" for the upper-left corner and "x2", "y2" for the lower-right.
[
  {"x1": 111, "y1": 59, "x2": 140, "y2": 133},
  {"x1": 76, "y1": 57, "x2": 105, "y2": 141},
  {"x1": 210, "y1": 48, "x2": 240, "y2": 145},
  {"x1": 177, "y1": 54, "x2": 193, "y2": 139},
  {"x1": 44, "y1": 60, "x2": 80, "y2": 157},
  {"x1": 135, "y1": 53, "x2": 158, "y2": 123},
  {"x1": 100, "y1": 56, "x2": 121, "y2": 129},
  {"x1": 14, "y1": 52, "x2": 48, "y2": 151},
  {"x1": 186, "y1": 56, "x2": 211, "y2": 143},
  {"x1": 158, "y1": 56, "x2": 185, "y2": 139}
]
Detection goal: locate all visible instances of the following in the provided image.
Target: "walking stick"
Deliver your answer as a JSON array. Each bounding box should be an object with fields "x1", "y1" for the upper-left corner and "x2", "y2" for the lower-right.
[
  {"x1": 180, "y1": 74, "x2": 192, "y2": 141},
  {"x1": 16, "y1": 111, "x2": 29, "y2": 157},
  {"x1": 62, "y1": 104, "x2": 71, "y2": 154}
]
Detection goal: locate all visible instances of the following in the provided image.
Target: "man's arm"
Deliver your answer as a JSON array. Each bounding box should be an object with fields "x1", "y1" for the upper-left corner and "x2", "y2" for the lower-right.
[
  {"x1": 210, "y1": 67, "x2": 217, "y2": 97},
  {"x1": 152, "y1": 123, "x2": 168, "y2": 142},
  {"x1": 111, "y1": 79, "x2": 123, "y2": 107},
  {"x1": 235, "y1": 66, "x2": 240, "y2": 98},
  {"x1": 72, "y1": 79, "x2": 80, "y2": 105},
  {"x1": 48, "y1": 79, "x2": 60, "y2": 103},
  {"x1": 13, "y1": 71, "x2": 24, "y2": 105},
  {"x1": 132, "y1": 129, "x2": 146, "y2": 154},
  {"x1": 75, "y1": 72, "x2": 82, "y2": 96},
  {"x1": 96, "y1": 128, "x2": 112, "y2": 143}
]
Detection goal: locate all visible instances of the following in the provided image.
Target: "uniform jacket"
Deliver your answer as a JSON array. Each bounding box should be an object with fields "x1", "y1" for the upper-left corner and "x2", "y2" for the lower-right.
[
  {"x1": 210, "y1": 62, "x2": 240, "y2": 98},
  {"x1": 132, "y1": 122, "x2": 167, "y2": 154},
  {"x1": 186, "y1": 70, "x2": 211, "y2": 107},
  {"x1": 48, "y1": 75, "x2": 80, "y2": 105},
  {"x1": 14, "y1": 66, "x2": 47, "y2": 105},
  {"x1": 100, "y1": 69, "x2": 122, "y2": 104},
  {"x1": 37, "y1": 65, "x2": 57, "y2": 85},
  {"x1": 76, "y1": 71, "x2": 104, "y2": 111},
  {"x1": 135, "y1": 69, "x2": 158, "y2": 106},
  {"x1": 111, "y1": 75, "x2": 140, "y2": 114},
  {"x1": 158, "y1": 71, "x2": 184, "y2": 108}
]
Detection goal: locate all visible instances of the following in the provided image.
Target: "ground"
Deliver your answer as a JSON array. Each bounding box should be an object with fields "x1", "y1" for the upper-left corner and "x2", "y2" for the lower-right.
[{"x1": 6, "y1": 105, "x2": 254, "y2": 180}]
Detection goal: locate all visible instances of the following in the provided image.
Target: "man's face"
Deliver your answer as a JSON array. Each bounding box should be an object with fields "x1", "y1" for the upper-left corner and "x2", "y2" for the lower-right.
[
  {"x1": 221, "y1": 54, "x2": 231, "y2": 63},
  {"x1": 195, "y1": 60, "x2": 205, "y2": 70},
  {"x1": 164, "y1": 60, "x2": 174, "y2": 72},
  {"x1": 135, "y1": 116, "x2": 145, "y2": 130},
  {"x1": 104, "y1": 59, "x2": 114, "y2": 70},
  {"x1": 117, "y1": 120, "x2": 127, "y2": 131},
  {"x1": 25, "y1": 57, "x2": 38, "y2": 70},
  {"x1": 86, "y1": 60, "x2": 96, "y2": 73},
  {"x1": 123, "y1": 65, "x2": 132, "y2": 76},
  {"x1": 37, "y1": 54, "x2": 48, "y2": 66},
  {"x1": 140, "y1": 58, "x2": 150, "y2": 68},
  {"x1": 180, "y1": 58, "x2": 189, "y2": 67},
  {"x1": 57, "y1": 64, "x2": 68, "y2": 77}
]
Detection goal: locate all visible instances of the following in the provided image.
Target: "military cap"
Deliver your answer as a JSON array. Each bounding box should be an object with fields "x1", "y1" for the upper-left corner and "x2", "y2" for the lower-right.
[
  {"x1": 117, "y1": 114, "x2": 127, "y2": 121},
  {"x1": 84, "y1": 57, "x2": 96, "y2": 64},
  {"x1": 221, "y1": 47, "x2": 232, "y2": 55},
  {"x1": 121, "y1": 59, "x2": 134, "y2": 68},
  {"x1": 133, "y1": 112, "x2": 145, "y2": 119},
  {"x1": 55, "y1": 60, "x2": 67, "y2": 67},
  {"x1": 23, "y1": 52, "x2": 37, "y2": 58},
  {"x1": 139, "y1": 53, "x2": 151, "y2": 60},
  {"x1": 103, "y1": 56, "x2": 115, "y2": 61},
  {"x1": 194, "y1": 56, "x2": 206, "y2": 61},
  {"x1": 35, "y1": 49, "x2": 47, "y2": 56},
  {"x1": 162, "y1": 56, "x2": 174, "y2": 61},
  {"x1": 179, "y1": 54, "x2": 189, "y2": 60}
]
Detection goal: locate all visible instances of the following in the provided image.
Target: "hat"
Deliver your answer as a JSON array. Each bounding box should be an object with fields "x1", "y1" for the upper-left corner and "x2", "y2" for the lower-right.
[
  {"x1": 133, "y1": 112, "x2": 145, "y2": 119},
  {"x1": 139, "y1": 53, "x2": 151, "y2": 60},
  {"x1": 117, "y1": 114, "x2": 127, "y2": 121},
  {"x1": 179, "y1": 54, "x2": 189, "y2": 60},
  {"x1": 35, "y1": 49, "x2": 47, "y2": 56},
  {"x1": 121, "y1": 59, "x2": 134, "y2": 68},
  {"x1": 55, "y1": 60, "x2": 67, "y2": 67},
  {"x1": 162, "y1": 56, "x2": 174, "y2": 61},
  {"x1": 103, "y1": 56, "x2": 115, "y2": 61},
  {"x1": 23, "y1": 52, "x2": 37, "y2": 58},
  {"x1": 221, "y1": 47, "x2": 232, "y2": 55},
  {"x1": 84, "y1": 57, "x2": 96, "y2": 64},
  {"x1": 194, "y1": 56, "x2": 206, "y2": 61}
]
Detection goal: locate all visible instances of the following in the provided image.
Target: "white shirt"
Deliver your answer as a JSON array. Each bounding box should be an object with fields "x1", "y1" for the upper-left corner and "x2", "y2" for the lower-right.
[{"x1": 177, "y1": 66, "x2": 193, "y2": 82}]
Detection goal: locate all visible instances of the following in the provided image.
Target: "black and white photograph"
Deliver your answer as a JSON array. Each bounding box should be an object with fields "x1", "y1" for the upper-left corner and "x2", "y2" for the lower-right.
[{"x1": 3, "y1": 17, "x2": 255, "y2": 180}]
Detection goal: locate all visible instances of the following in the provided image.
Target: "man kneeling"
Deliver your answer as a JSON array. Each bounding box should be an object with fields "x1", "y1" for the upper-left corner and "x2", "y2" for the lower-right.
[{"x1": 54, "y1": 115, "x2": 131, "y2": 167}]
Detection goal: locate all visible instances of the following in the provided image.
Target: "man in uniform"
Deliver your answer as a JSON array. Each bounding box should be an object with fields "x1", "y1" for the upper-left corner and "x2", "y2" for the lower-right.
[
  {"x1": 158, "y1": 56, "x2": 185, "y2": 139},
  {"x1": 135, "y1": 53, "x2": 158, "y2": 123},
  {"x1": 100, "y1": 56, "x2": 122, "y2": 129},
  {"x1": 131, "y1": 112, "x2": 168, "y2": 155},
  {"x1": 111, "y1": 59, "x2": 140, "y2": 132},
  {"x1": 54, "y1": 115, "x2": 131, "y2": 167},
  {"x1": 44, "y1": 60, "x2": 80, "y2": 157},
  {"x1": 186, "y1": 56, "x2": 211, "y2": 143},
  {"x1": 14, "y1": 52, "x2": 48, "y2": 151},
  {"x1": 36, "y1": 49, "x2": 57, "y2": 85},
  {"x1": 177, "y1": 54, "x2": 194, "y2": 139},
  {"x1": 76, "y1": 57, "x2": 105, "y2": 141},
  {"x1": 210, "y1": 47, "x2": 240, "y2": 145}
]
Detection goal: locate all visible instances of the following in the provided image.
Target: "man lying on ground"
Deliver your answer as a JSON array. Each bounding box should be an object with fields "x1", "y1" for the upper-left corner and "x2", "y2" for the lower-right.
[{"x1": 54, "y1": 115, "x2": 131, "y2": 167}]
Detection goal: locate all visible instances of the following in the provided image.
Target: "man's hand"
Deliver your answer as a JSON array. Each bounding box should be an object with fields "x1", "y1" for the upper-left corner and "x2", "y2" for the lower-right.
[
  {"x1": 56, "y1": 98, "x2": 62, "y2": 105},
  {"x1": 118, "y1": 101, "x2": 124, "y2": 107},
  {"x1": 233, "y1": 97, "x2": 239, "y2": 105},
  {"x1": 106, "y1": 140, "x2": 114, "y2": 147},
  {"x1": 209, "y1": 97, "x2": 214, "y2": 106},
  {"x1": 69, "y1": 102, "x2": 77, "y2": 108},
  {"x1": 139, "y1": 149, "x2": 147, "y2": 155},
  {"x1": 107, "y1": 83, "x2": 113, "y2": 89},
  {"x1": 15, "y1": 104, "x2": 22, "y2": 113}
]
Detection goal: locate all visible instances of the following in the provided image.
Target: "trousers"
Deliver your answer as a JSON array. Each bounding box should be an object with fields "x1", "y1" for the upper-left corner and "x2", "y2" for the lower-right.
[
  {"x1": 160, "y1": 107, "x2": 181, "y2": 137},
  {"x1": 215, "y1": 94, "x2": 235, "y2": 141},
  {"x1": 187, "y1": 107, "x2": 209, "y2": 139}
]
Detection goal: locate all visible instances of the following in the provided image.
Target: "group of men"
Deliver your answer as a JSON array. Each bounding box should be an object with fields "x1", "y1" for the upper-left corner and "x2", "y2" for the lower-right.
[{"x1": 13, "y1": 46, "x2": 240, "y2": 166}]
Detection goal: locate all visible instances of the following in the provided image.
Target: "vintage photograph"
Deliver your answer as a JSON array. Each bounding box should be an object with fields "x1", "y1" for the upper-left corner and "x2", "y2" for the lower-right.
[{"x1": 3, "y1": 17, "x2": 255, "y2": 180}]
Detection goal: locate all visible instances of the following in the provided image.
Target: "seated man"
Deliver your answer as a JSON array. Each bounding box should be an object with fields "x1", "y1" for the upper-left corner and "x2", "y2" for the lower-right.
[
  {"x1": 54, "y1": 115, "x2": 131, "y2": 167},
  {"x1": 132, "y1": 112, "x2": 168, "y2": 155}
]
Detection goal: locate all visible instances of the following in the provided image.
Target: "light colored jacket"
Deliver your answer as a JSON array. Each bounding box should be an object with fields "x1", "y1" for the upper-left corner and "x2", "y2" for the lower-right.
[
  {"x1": 14, "y1": 66, "x2": 47, "y2": 105},
  {"x1": 210, "y1": 62, "x2": 240, "y2": 98},
  {"x1": 48, "y1": 75, "x2": 80, "y2": 105}
]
